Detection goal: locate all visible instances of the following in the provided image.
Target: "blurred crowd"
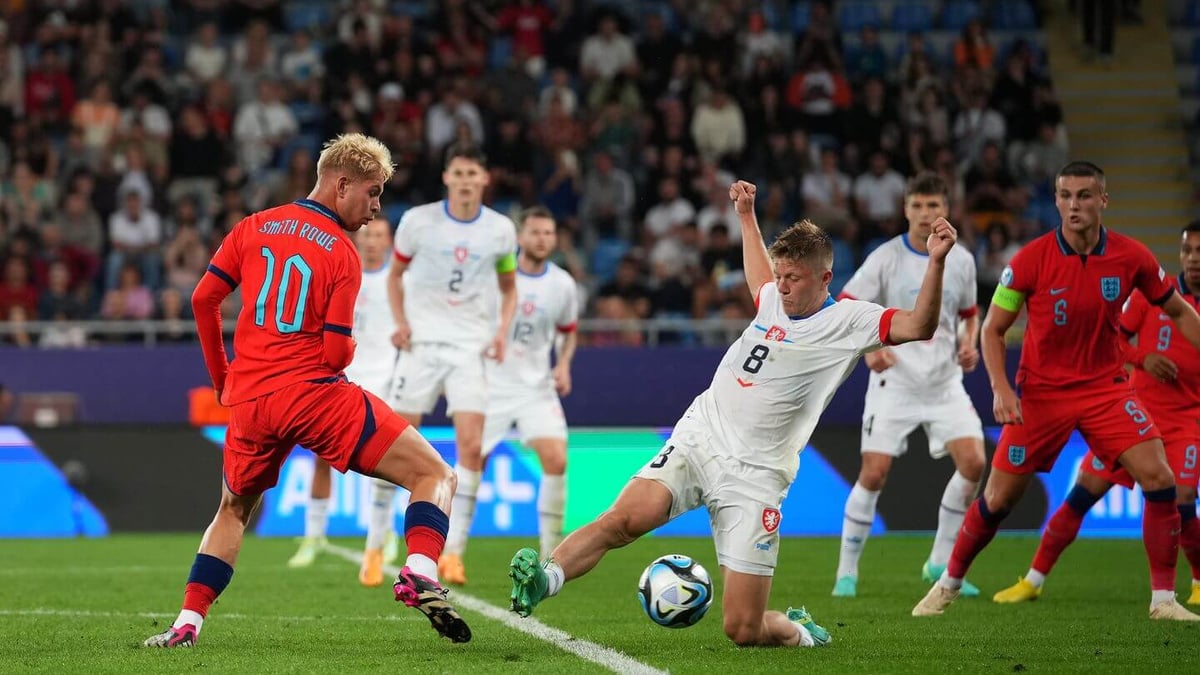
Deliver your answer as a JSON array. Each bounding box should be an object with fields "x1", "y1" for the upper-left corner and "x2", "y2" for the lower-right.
[{"x1": 0, "y1": 0, "x2": 1067, "y2": 347}]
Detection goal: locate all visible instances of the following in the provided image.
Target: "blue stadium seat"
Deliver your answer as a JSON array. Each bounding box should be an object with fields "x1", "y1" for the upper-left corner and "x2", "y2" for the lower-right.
[
  {"x1": 892, "y1": 2, "x2": 935, "y2": 32},
  {"x1": 489, "y1": 36, "x2": 513, "y2": 69},
  {"x1": 792, "y1": 2, "x2": 811, "y2": 34},
  {"x1": 590, "y1": 239, "x2": 630, "y2": 284},
  {"x1": 284, "y1": 3, "x2": 331, "y2": 33},
  {"x1": 941, "y1": 1, "x2": 981, "y2": 31},
  {"x1": 989, "y1": 1, "x2": 1037, "y2": 30},
  {"x1": 838, "y1": 2, "x2": 881, "y2": 31},
  {"x1": 391, "y1": 1, "x2": 430, "y2": 20}
]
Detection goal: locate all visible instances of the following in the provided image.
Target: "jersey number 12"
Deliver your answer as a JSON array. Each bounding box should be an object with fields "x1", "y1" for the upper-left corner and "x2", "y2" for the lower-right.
[{"x1": 254, "y1": 246, "x2": 312, "y2": 334}]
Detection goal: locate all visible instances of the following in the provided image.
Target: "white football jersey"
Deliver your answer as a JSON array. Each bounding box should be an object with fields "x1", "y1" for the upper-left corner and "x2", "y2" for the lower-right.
[
  {"x1": 841, "y1": 234, "x2": 976, "y2": 391},
  {"x1": 344, "y1": 259, "x2": 396, "y2": 395},
  {"x1": 694, "y1": 282, "x2": 894, "y2": 483},
  {"x1": 488, "y1": 262, "x2": 579, "y2": 393},
  {"x1": 393, "y1": 201, "x2": 518, "y2": 349}
]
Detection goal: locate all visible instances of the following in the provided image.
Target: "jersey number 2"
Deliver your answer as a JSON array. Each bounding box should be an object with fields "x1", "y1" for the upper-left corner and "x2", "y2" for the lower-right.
[{"x1": 254, "y1": 247, "x2": 312, "y2": 334}]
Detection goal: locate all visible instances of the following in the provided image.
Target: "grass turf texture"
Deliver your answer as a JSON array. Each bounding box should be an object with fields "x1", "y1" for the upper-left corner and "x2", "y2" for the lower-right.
[{"x1": 0, "y1": 534, "x2": 1195, "y2": 673}]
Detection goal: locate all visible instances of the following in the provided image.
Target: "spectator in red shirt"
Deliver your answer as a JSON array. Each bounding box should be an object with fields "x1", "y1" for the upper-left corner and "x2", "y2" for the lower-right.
[
  {"x1": 23, "y1": 49, "x2": 74, "y2": 131},
  {"x1": 0, "y1": 257, "x2": 38, "y2": 320},
  {"x1": 495, "y1": 0, "x2": 554, "y2": 77}
]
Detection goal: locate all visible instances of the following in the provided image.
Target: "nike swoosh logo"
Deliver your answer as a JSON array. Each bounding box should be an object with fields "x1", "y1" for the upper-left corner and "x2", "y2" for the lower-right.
[
  {"x1": 1138, "y1": 425, "x2": 1154, "y2": 436},
  {"x1": 1050, "y1": 288, "x2": 1068, "y2": 296}
]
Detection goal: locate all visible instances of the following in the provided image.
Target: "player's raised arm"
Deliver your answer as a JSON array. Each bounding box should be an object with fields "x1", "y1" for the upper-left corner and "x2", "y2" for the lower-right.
[
  {"x1": 885, "y1": 218, "x2": 956, "y2": 344},
  {"x1": 730, "y1": 180, "x2": 772, "y2": 296}
]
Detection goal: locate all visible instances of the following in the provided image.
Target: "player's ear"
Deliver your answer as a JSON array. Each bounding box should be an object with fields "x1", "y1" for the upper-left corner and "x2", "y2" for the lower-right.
[{"x1": 336, "y1": 175, "x2": 349, "y2": 197}]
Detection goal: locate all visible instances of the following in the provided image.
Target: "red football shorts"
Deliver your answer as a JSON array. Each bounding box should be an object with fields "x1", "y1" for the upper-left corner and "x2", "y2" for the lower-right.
[
  {"x1": 223, "y1": 377, "x2": 408, "y2": 495},
  {"x1": 1081, "y1": 417, "x2": 1200, "y2": 490},
  {"x1": 993, "y1": 383, "x2": 1161, "y2": 475}
]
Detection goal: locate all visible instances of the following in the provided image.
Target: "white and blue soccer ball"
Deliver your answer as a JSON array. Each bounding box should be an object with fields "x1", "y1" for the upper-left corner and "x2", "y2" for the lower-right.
[{"x1": 637, "y1": 554, "x2": 713, "y2": 628}]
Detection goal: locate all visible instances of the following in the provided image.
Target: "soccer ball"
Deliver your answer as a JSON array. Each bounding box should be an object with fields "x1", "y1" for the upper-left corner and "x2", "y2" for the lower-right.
[{"x1": 637, "y1": 554, "x2": 713, "y2": 628}]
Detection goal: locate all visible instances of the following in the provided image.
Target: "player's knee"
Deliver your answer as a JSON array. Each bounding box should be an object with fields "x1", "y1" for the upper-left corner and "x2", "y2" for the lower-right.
[
  {"x1": 1178, "y1": 486, "x2": 1197, "y2": 506},
  {"x1": 957, "y1": 451, "x2": 985, "y2": 482},
  {"x1": 1137, "y1": 465, "x2": 1175, "y2": 492},
  {"x1": 541, "y1": 450, "x2": 566, "y2": 476},
  {"x1": 722, "y1": 616, "x2": 763, "y2": 647},
  {"x1": 857, "y1": 466, "x2": 888, "y2": 491},
  {"x1": 219, "y1": 494, "x2": 258, "y2": 527}
]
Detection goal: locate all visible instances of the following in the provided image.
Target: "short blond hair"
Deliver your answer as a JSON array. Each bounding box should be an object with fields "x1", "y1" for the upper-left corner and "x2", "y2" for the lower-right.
[
  {"x1": 317, "y1": 133, "x2": 395, "y2": 183},
  {"x1": 768, "y1": 219, "x2": 834, "y2": 271}
]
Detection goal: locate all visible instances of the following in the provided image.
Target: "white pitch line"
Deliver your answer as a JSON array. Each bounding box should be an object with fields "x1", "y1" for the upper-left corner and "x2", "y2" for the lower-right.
[
  {"x1": 0, "y1": 608, "x2": 413, "y2": 623},
  {"x1": 325, "y1": 545, "x2": 668, "y2": 675}
]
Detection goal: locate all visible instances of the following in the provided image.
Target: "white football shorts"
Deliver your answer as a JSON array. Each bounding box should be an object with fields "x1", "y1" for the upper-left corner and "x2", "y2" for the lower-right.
[
  {"x1": 634, "y1": 407, "x2": 790, "y2": 576},
  {"x1": 481, "y1": 385, "x2": 567, "y2": 455},
  {"x1": 860, "y1": 378, "x2": 983, "y2": 458},
  {"x1": 389, "y1": 342, "x2": 488, "y2": 415},
  {"x1": 345, "y1": 356, "x2": 396, "y2": 401}
]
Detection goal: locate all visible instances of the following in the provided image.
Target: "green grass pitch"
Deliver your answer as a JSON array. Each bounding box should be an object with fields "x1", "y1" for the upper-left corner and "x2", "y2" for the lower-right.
[{"x1": 0, "y1": 534, "x2": 1196, "y2": 673}]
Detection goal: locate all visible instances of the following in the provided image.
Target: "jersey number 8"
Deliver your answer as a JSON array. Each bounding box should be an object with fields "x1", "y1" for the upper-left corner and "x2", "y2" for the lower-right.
[
  {"x1": 742, "y1": 344, "x2": 770, "y2": 374},
  {"x1": 254, "y1": 247, "x2": 312, "y2": 334}
]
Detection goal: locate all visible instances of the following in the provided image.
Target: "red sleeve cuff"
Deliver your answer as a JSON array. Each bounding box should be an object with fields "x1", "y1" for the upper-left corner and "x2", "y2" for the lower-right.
[
  {"x1": 957, "y1": 305, "x2": 979, "y2": 319},
  {"x1": 394, "y1": 250, "x2": 412, "y2": 263},
  {"x1": 556, "y1": 322, "x2": 577, "y2": 333},
  {"x1": 754, "y1": 281, "x2": 769, "y2": 309},
  {"x1": 837, "y1": 292, "x2": 856, "y2": 301},
  {"x1": 879, "y1": 308, "x2": 899, "y2": 346}
]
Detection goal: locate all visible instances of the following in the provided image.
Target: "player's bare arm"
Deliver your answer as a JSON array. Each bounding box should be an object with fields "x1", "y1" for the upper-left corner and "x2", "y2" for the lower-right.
[
  {"x1": 387, "y1": 258, "x2": 411, "y2": 350},
  {"x1": 886, "y1": 218, "x2": 956, "y2": 344},
  {"x1": 957, "y1": 312, "x2": 981, "y2": 372},
  {"x1": 553, "y1": 329, "x2": 578, "y2": 396},
  {"x1": 729, "y1": 180, "x2": 773, "y2": 295},
  {"x1": 491, "y1": 269, "x2": 517, "y2": 362},
  {"x1": 980, "y1": 301, "x2": 1022, "y2": 425}
]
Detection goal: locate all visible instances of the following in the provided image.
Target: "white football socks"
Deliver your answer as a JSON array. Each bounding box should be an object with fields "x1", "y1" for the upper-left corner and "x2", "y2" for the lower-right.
[
  {"x1": 405, "y1": 553, "x2": 438, "y2": 581},
  {"x1": 365, "y1": 479, "x2": 395, "y2": 551},
  {"x1": 538, "y1": 473, "x2": 566, "y2": 556},
  {"x1": 1025, "y1": 569, "x2": 1046, "y2": 588},
  {"x1": 930, "y1": 471, "x2": 978, "y2": 566},
  {"x1": 173, "y1": 609, "x2": 204, "y2": 633},
  {"x1": 544, "y1": 560, "x2": 564, "y2": 597},
  {"x1": 444, "y1": 466, "x2": 481, "y2": 556},
  {"x1": 837, "y1": 482, "x2": 880, "y2": 579},
  {"x1": 305, "y1": 498, "x2": 329, "y2": 540}
]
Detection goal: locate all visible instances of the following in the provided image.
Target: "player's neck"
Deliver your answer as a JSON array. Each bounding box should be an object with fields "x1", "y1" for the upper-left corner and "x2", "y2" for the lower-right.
[
  {"x1": 1061, "y1": 224, "x2": 1102, "y2": 254},
  {"x1": 446, "y1": 199, "x2": 482, "y2": 222},
  {"x1": 518, "y1": 254, "x2": 547, "y2": 276},
  {"x1": 905, "y1": 230, "x2": 928, "y2": 254},
  {"x1": 363, "y1": 257, "x2": 385, "y2": 272}
]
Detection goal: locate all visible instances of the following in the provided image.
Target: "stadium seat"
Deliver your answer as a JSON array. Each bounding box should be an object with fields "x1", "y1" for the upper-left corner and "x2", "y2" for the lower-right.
[
  {"x1": 284, "y1": 3, "x2": 331, "y2": 33},
  {"x1": 590, "y1": 239, "x2": 630, "y2": 284},
  {"x1": 838, "y1": 2, "x2": 881, "y2": 32},
  {"x1": 792, "y1": 2, "x2": 811, "y2": 34},
  {"x1": 989, "y1": 1, "x2": 1037, "y2": 30},
  {"x1": 941, "y1": 1, "x2": 981, "y2": 31},
  {"x1": 489, "y1": 36, "x2": 513, "y2": 69},
  {"x1": 891, "y1": 2, "x2": 935, "y2": 32}
]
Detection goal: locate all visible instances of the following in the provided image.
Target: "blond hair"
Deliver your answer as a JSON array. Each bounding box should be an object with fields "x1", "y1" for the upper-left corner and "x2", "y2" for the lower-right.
[
  {"x1": 317, "y1": 133, "x2": 395, "y2": 183},
  {"x1": 768, "y1": 220, "x2": 834, "y2": 271}
]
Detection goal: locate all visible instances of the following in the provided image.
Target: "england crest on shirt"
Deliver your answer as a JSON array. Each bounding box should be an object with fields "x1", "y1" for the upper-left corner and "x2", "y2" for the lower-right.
[{"x1": 1100, "y1": 276, "x2": 1120, "y2": 301}]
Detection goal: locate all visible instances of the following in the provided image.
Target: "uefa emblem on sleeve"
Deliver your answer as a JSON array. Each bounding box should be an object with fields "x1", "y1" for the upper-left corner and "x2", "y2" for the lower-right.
[
  {"x1": 1000, "y1": 266, "x2": 1013, "y2": 288},
  {"x1": 1008, "y1": 445, "x2": 1026, "y2": 467},
  {"x1": 762, "y1": 508, "x2": 782, "y2": 533}
]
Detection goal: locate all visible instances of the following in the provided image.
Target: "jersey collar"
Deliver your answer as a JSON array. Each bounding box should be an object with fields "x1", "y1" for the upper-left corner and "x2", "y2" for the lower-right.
[
  {"x1": 1055, "y1": 225, "x2": 1107, "y2": 256},
  {"x1": 443, "y1": 199, "x2": 482, "y2": 224},
  {"x1": 900, "y1": 232, "x2": 928, "y2": 257},
  {"x1": 789, "y1": 294, "x2": 836, "y2": 320},
  {"x1": 294, "y1": 199, "x2": 345, "y2": 228},
  {"x1": 1178, "y1": 272, "x2": 1200, "y2": 301}
]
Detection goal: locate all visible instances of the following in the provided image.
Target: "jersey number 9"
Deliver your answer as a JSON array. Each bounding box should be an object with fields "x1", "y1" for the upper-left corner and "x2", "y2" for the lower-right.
[{"x1": 254, "y1": 247, "x2": 312, "y2": 334}]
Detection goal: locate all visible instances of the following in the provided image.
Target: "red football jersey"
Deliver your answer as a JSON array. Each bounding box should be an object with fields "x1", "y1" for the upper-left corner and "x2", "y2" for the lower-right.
[
  {"x1": 1121, "y1": 276, "x2": 1200, "y2": 415},
  {"x1": 1000, "y1": 227, "x2": 1174, "y2": 393},
  {"x1": 204, "y1": 199, "x2": 361, "y2": 405}
]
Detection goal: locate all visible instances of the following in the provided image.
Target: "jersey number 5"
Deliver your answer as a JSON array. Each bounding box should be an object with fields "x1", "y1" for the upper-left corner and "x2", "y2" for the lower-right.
[{"x1": 254, "y1": 247, "x2": 312, "y2": 334}]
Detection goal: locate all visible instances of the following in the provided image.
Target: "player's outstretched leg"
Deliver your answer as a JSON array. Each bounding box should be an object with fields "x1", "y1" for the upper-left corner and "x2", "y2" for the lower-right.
[
  {"x1": 994, "y1": 479, "x2": 1106, "y2": 603},
  {"x1": 144, "y1": 486, "x2": 259, "y2": 647},
  {"x1": 371, "y1": 425, "x2": 471, "y2": 642},
  {"x1": 510, "y1": 477, "x2": 672, "y2": 617},
  {"x1": 360, "y1": 477, "x2": 397, "y2": 587},
  {"x1": 289, "y1": 459, "x2": 332, "y2": 568}
]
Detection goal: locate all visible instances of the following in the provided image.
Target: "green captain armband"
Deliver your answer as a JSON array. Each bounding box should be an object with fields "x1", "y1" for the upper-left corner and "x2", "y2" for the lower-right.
[
  {"x1": 991, "y1": 285, "x2": 1025, "y2": 312},
  {"x1": 496, "y1": 251, "x2": 517, "y2": 273}
]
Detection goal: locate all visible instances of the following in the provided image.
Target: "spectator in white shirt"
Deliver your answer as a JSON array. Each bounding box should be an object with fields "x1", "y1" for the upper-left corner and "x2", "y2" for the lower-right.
[
  {"x1": 802, "y1": 145, "x2": 852, "y2": 218},
  {"x1": 691, "y1": 88, "x2": 746, "y2": 166},
  {"x1": 425, "y1": 85, "x2": 485, "y2": 161},
  {"x1": 105, "y1": 188, "x2": 163, "y2": 291},
  {"x1": 696, "y1": 184, "x2": 741, "y2": 244},
  {"x1": 233, "y1": 79, "x2": 299, "y2": 175},
  {"x1": 185, "y1": 22, "x2": 227, "y2": 85},
  {"x1": 953, "y1": 87, "x2": 1006, "y2": 167},
  {"x1": 280, "y1": 29, "x2": 325, "y2": 86},
  {"x1": 853, "y1": 150, "x2": 907, "y2": 227},
  {"x1": 643, "y1": 177, "x2": 696, "y2": 242},
  {"x1": 580, "y1": 15, "x2": 636, "y2": 83}
]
